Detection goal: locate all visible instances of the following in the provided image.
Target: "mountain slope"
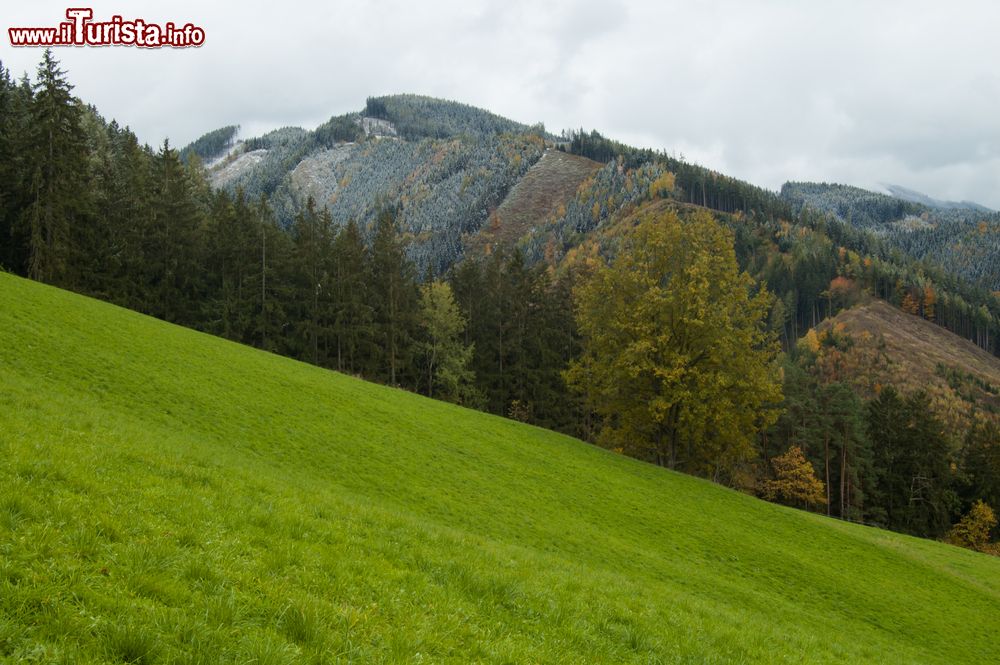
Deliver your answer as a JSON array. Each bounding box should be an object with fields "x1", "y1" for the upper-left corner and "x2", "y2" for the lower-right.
[
  {"x1": 2, "y1": 273, "x2": 999, "y2": 663},
  {"x1": 468, "y1": 149, "x2": 602, "y2": 255},
  {"x1": 781, "y1": 181, "x2": 1000, "y2": 289},
  {"x1": 203, "y1": 105, "x2": 547, "y2": 273},
  {"x1": 883, "y1": 184, "x2": 993, "y2": 213},
  {"x1": 817, "y1": 299, "x2": 1000, "y2": 429}
]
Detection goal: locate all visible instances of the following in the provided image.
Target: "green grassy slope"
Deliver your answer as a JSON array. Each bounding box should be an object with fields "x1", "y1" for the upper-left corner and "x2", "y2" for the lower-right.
[{"x1": 1, "y1": 273, "x2": 998, "y2": 664}]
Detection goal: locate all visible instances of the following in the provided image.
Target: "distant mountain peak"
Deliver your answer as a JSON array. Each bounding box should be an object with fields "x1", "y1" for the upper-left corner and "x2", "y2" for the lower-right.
[{"x1": 880, "y1": 183, "x2": 994, "y2": 213}]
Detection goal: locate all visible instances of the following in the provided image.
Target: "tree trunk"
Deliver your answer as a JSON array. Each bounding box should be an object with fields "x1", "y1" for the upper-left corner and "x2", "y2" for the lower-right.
[
  {"x1": 824, "y1": 433, "x2": 831, "y2": 516},
  {"x1": 840, "y1": 442, "x2": 847, "y2": 519}
]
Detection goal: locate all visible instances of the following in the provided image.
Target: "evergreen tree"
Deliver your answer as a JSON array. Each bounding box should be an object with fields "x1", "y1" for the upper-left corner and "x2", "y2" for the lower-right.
[
  {"x1": 23, "y1": 49, "x2": 91, "y2": 286},
  {"x1": 204, "y1": 188, "x2": 259, "y2": 343},
  {"x1": 521, "y1": 270, "x2": 581, "y2": 435},
  {"x1": 867, "y1": 388, "x2": 957, "y2": 537},
  {"x1": 474, "y1": 250, "x2": 510, "y2": 413},
  {"x1": 369, "y1": 208, "x2": 419, "y2": 386},
  {"x1": 0, "y1": 63, "x2": 33, "y2": 273},
  {"x1": 330, "y1": 219, "x2": 372, "y2": 373},
  {"x1": 290, "y1": 197, "x2": 335, "y2": 365},
  {"x1": 822, "y1": 382, "x2": 871, "y2": 521},
  {"x1": 960, "y1": 420, "x2": 1000, "y2": 513},
  {"x1": 254, "y1": 195, "x2": 293, "y2": 353},
  {"x1": 144, "y1": 139, "x2": 204, "y2": 323},
  {"x1": 449, "y1": 257, "x2": 484, "y2": 351}
]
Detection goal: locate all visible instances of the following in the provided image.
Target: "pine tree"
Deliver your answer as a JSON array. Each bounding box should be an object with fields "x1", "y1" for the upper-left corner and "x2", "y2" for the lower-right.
[
  {"x1": 253, "y1": 195, "x2": 293, "y2": 353},
  {"x1": 822, "y1": 382, "x2": 871, "y2": 521},
  {"x1": 960, "y1": 420, "x2": 1000, "y2": 513},
  {"x1": 0, "y1": 63, "x2": 33, "y2": 273},
  {"x1": 290, "y1": 197, "x2": 335, "y2": 365},
  {"x1": 109, "y1": 125, "x2": 154, "y2": 311},
  {"x1": 522, "y1": 269, "x2": 581, "y2": 435},
  {"x1": 867, "y1": 388, "x2": 957, "y2": 537},
  {"x1": 23, "y1": 49, "x2": 91, "y2": 286},
  {"x1": 330, "y1": 219, "x2": 372, "y2": 373},
  {"x1": 144, "y1": 139, "x2": 204, "y2": 323},
  {"x1": 369, "y1": 208, "x2": 419, "y2": 386},
  {"x1": 203, "y1": 188, "x2": 259, "y2": 343}
]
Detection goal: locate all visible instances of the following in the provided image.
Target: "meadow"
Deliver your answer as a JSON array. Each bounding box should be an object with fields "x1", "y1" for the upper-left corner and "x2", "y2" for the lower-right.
[{"x1": 1, "y1": 272, "x2": 998, "y2": 663}]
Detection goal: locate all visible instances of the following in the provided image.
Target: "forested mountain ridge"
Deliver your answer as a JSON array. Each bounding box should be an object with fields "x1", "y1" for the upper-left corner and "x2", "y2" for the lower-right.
[
  {"x1": 884, "y1": 183, "x2": 993, "y2": 213},
  {"x1": 190, "y1": 96, "x2": 790, "y2": 275},
  {"x1": 195, "y1": 95, "x2": 555, "y2": 274},
  {"x1": 781, "y1": 181, "x2": 1000, "y2": 289}
]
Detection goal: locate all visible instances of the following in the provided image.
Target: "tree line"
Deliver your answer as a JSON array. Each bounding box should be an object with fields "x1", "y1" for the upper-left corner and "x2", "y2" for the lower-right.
[{"x1": 768, "y1": 330, "x2": 1000, "y2": 544}]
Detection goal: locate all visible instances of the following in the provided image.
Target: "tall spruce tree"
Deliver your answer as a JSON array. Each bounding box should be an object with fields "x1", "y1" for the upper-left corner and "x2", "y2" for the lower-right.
[
  {"x1": 0, "y1": 63, "x2": 33, "y2": 273},
  {"x1": 822, "y1": 382, "x2": 871, "y2": 521},
  {"x1": 330, "y1": 219, "x2": 372, "y2": 374},
  {"x1": 960, "y1": 420, "x2": 1000, "y2": 513},
  {"x1": 290, "y1": 197, "x2": 335, "y2": 365},
  {"x1": 204, "y1": 188, "x2": 259, "y2": 343},
  {"x1": 145, "y1": 139, "x2": 203, "y2": 323},
  {"x1": 254, "y1": 195, "x2": 293, "y2": 354},
  {"x1": 369, "y1": 208, "x2": 419, "y2": 386},
  {"x1": 867, "y1": 388, "x2": 957, "y2": 537},
  {"x1": 24, "y1": 49, "x2": 91, "y2": 286}
]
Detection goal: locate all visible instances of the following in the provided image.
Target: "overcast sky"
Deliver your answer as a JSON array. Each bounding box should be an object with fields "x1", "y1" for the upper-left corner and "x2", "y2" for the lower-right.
[{"x1": 4, "y1": 0, "x2": 1000, "y2": 208}]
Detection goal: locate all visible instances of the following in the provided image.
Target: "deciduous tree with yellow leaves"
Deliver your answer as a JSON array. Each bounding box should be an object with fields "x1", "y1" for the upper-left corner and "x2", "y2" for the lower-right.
[
  {"x1": 763, "y1": 446, "x2": 827, "y2": 509},
  {"x1": 946, "y1": 500, "x2": 997, "y2": 553},
  {"x1": 566, "y1": 206, "x2": 782, "y2": 481}
]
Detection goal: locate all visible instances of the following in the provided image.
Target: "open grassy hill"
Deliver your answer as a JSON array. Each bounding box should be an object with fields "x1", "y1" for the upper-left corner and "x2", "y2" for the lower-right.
[{"x1": 1, "y1": 273, "x2": 999, "y2": 664}]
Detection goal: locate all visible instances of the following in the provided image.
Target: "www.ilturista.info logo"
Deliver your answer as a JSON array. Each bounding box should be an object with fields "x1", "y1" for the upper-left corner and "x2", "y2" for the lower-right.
[{"x1": 9, "y1": 8, "x2": 205, "y2": 48}]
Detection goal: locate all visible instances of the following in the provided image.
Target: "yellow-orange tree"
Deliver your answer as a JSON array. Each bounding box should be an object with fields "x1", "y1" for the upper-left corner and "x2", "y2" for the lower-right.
[
  {"x1": 566, "y1": 207, "x2": 781, "y2": 481},
  {"x1": 763, "y1": 446, "x2": 827, "y2": 510}
]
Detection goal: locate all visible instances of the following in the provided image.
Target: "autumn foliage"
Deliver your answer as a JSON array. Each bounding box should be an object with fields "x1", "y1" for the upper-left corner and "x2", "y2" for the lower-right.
[
  {"x1": 567, "y1": 207, "x2": 781, "y2": 478},
  {"x1": 946, "y1": 500, "x2": 997, "y2": 553},
  {"x1": 763, "y1": 446, "x2": 827, "y2": 510}
]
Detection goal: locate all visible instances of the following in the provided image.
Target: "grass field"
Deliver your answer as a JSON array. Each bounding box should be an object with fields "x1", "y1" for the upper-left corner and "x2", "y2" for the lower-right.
[{"x1": 1, "y1": 272, "x2": 999, "y2": 663}]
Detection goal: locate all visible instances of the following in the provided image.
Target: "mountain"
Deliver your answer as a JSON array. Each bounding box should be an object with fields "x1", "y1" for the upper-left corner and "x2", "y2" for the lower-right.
[
  {"x1": 883, "y1": 184, "x2": 993, "y2": 213},
  {"x1": 190, "y1": 100, "x2": 1000, "y2": 296},
  {"x1": 3, "y1": 271, "x2": 1000, "y2": 663},
  {"x1": 188, "y1": 96, "x2": 756, "y2": 276},
  {"x1": 780, "y1": 181, "x2": 1000, "y2": 289},
  {"x1": 195, "y1": 95, "x2": 556, "y2": 274}
]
